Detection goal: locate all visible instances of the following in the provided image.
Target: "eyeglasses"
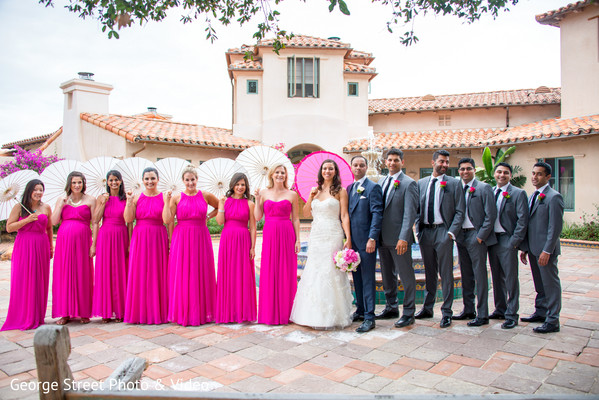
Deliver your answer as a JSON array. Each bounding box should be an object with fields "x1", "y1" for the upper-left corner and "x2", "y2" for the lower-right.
[{"x1": 458, "y1": 167, "x2": 474, "y2": 171}]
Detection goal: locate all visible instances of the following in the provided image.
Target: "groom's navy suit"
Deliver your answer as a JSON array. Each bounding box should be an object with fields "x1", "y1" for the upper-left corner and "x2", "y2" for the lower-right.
[{"x1": 348, "y1": 178, "x2": 383, "y2": 322}]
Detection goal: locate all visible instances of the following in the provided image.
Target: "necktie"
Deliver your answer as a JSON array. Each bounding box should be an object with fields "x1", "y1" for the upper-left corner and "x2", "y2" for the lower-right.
[
  {"x1": 427, "y1": 178, "x2": 437, "y2": 224},
  {"x1": 530, "y1": 190, "x2": 539, "y2": 210},
  {"x1": 464, "y1": 184, "x2": 469, "y2": 194},
  {"x1": 382, "y1": 176, "x2": 392, "y2": 202},
  {"x1": 495, "y1": 188, "x2": 501, "y2": 201}
]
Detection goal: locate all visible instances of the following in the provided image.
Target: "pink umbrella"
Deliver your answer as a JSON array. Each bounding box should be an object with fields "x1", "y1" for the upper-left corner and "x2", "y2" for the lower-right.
[{"x1": 295, "y1": 151, "x2": 354, "y2": 201}]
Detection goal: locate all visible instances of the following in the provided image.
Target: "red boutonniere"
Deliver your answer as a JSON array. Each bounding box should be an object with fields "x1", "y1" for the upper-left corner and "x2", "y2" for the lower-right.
[
  {"x1": 502, "y1": 191, "x2": 510, "y2": 199},
  {"x1": 393, "y1": 180, "x2": 400, "y2": 189},
  {"x1": 468, "y1": 187, "x2": 476, "y2": 194},
  {"x1": 539, "y1": 193, "x2": 546, "y2": 202},
  {"x1": 440, "y1": 181, "x2": 448, "y2": 190}
]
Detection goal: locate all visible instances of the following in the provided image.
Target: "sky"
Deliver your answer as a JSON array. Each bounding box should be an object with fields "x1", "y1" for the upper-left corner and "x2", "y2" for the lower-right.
[{"x1": 0, "y1": 0, "x2": 568, "y2": 144}]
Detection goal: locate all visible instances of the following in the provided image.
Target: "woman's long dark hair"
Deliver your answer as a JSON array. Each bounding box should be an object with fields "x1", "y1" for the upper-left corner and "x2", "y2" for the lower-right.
[
  {"x1": 21, "y1": 179, "x2": 45, "y2": 217},
  {"x1": 317, "y1": 159, "x2": 342, "y2": 197},
  {"x1": 226, "y1": 173, "x2": 250, "y2": 199},
  {"x1": 105, "y1": 170, "x2": 126, "y2": 201},
  {"x1": 65, "y1": 171, "x2": 86, "y2": 196}
]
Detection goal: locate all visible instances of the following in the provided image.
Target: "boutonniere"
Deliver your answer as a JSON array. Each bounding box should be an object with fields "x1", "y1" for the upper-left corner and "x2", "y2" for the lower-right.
[
  {"x1": 440, "y1": 181, "x2": 448, "y2": 190},
  {"x1": 539, "y1": 193, "x2": 546, "y2": 202},
  {"x1": 356, "y1": 186, "x2": 364, "y2": 194},
  {"x1": 468, "y1": 187, "x2": 476, "y2": 194},
  {"x1": 502, "y1": 191, "x2": 510, "y2": 199},
  {"x1": 393, "y1": 180, "x2": 400, "y2": 189}
]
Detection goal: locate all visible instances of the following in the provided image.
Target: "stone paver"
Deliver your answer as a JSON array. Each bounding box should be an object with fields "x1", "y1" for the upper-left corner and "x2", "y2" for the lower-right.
[{"x1": 0, "y1": 242, "x2": 598, "y2": 396}]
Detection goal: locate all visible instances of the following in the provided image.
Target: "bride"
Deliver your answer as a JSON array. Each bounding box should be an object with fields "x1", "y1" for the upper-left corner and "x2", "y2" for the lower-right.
[{"x1": 290, "y1": 159, "x2": 354, "y2": 329}]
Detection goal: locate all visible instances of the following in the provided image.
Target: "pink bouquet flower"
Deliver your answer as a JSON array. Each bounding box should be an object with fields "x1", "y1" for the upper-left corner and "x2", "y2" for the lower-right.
[{"x1": 333, "y1": 248, "x2": 361, "y2": 273}]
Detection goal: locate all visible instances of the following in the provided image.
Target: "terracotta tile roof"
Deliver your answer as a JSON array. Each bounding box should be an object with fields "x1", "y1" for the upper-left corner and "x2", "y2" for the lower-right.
[
  {"x1": 132, "y1": 111, "x2": 172, "y2": 120},
  {"x1": 344, "y1": 129, "x2": 500, "y2": 152},
  {"x1": 369, "y1": 88, "x2": 561, "y2": 114},
  {"x1": 536, "y1": 0, "x2": 597, "y2": 26},
  {"x1": 347, "y1": 50, "x2": 375, "y2": 65},
  {"x1": 38, "y1": 127, "x2": 63, "y2": 152},
  {"x1": 80, "y1": 113, "x2": 260, "y2": 150},
  {"x1": 485, "y1": 114, "x2": 599, "y2": 145},
  {"x1": 228, "y1": 59, "x2": 264, "y2": 72},
  {"x1": 344, "y1": 61, "x2": 376, "y2": 74},
  {"x1": 2, "y1": 132, "x2": 54, "y2": 149},
  {"x1": 258, "y1": 35, "x2": 351, "y2": 49},
  {"x1": 226, "y1": 45, "x2": 255, "y2": 54}
]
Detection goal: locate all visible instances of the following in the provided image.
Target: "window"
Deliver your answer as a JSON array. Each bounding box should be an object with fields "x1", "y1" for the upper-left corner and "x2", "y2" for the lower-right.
[
  {"x1": 348, "y1": 82, "x2": 359, "y2": 96},
  {"x1": 287, "y1": 56, "x2": 320, "y2": 98},
  {"x1": 247, "y1": 80, "x2": 258, "y2": 94},
  {"x1": 420, "y1": 167, "x2": 459, "y2": 179},
  {"x1": 439, "y1": 114, "x2": 451, "y2": 126},
  {"x1": 540, "y1": 157, "x2": 575, "y2": 211}
]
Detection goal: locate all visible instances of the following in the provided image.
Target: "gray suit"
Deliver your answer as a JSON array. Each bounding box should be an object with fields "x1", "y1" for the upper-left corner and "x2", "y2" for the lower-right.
[
  {"x1": 456, "y1": 179, "x2": 497, "y2": 319},
  {"x1": 488, "y1": 184, "x2": 528, "y2": 321},
  {"x1": 523, "y1": 186, "x2": 564, "y2": 325},
  {"x1": 416, "y1": 175, "x2": 465, "y2": 317},
  {"x1": 378, "y1": 172, "x2": 419, "y2": 316}
]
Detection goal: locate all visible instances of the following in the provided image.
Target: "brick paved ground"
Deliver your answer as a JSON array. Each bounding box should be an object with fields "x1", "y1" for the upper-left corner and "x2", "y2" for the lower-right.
[{"x1": 0, "y1": 233, "x2": 598, "y2": 399}]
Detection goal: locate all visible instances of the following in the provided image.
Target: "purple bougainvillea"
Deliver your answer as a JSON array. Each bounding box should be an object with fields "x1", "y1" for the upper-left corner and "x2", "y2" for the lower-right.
[{"x1": 0, "y1": 146, "x2": 61, "y2": 178}]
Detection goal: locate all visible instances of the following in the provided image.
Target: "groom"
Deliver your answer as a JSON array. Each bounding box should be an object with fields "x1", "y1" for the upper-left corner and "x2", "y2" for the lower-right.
[{"x1": 347, "y1": 155, "x2": 383, "y2": 333}]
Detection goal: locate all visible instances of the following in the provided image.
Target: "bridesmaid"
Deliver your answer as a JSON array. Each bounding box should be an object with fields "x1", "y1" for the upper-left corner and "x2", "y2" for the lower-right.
[
  {"x1": 52, "y1": 171, "x2": 97, "y2": 325},
  {"x1": 124, "y1": 167, "x2": 170, "y2": 324},
  {"x1": 164, "y1": 166, "x2": 219, "y2": 326},
  {"x1": 215, "y1": 173, "x2": 257, "y2": 323},
  {"x1": 254, "y1": 164, "x2": 300, "y2": 325},
  {"x1": 92, "y1": 170, "x2": 130, "y2": 323},
  {"x1": 1, "y1": 179, "x2": 53, "y2": 331}
]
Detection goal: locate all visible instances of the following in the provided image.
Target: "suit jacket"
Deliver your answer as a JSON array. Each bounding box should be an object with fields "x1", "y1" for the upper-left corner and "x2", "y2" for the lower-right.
[
  {"x1": 416, "y1": 175, "x2": 465, "y2": 239},
  {"x1": 457, "y1": 179, "x2": 497, "y2": 246},
  {"x1": 347, "y1": 178, "x2": 383, "y2": 251},
  {"x1": 495, "y1": 184, "x2": 529, "y2": 249},
  {"x1": 378, "y1": 173, "x2": 418, "y2": 246},
  {"x1": 524, "y1": 186, "x2": 564, "y2": 257}
]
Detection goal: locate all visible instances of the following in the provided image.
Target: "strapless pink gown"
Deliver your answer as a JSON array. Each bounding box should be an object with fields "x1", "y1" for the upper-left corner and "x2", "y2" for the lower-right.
[
  {"x1": 168, "y1": 191, "x2": 216, "y2": 326},
  {"x1": 216, "y1": 197, "x2": 256, "y2": 323},
  {"x1": 258, "y1": 200, "x2": 297, "y2": 325},
  {"x1": 92, "y1": 197, "x2": 128, "y2": 320},
  {"x1": 2, "y1": 214, "x2": 51, "y2": 331},
  {"x1": 125, "y1": 193, "x2": 168, "y2": 324},
  {"x1": 52, "y1": 205, "x2": 93, "y2": 319}
]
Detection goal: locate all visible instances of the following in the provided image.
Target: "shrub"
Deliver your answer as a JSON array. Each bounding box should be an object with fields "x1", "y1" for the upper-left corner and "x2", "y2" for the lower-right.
[
  {"x1": 560, "y1": 205, "x2": 599, "y2": 242},
  {"x1": 0, "y1": 146, "x2": 61, "y2": 177}
]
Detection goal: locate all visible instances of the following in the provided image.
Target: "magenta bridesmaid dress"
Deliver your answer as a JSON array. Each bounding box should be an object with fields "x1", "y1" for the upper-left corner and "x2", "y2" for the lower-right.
[
  {"x1": 1, "y1": 214, "x2": 51, "y2": 331},
  {"x1": 52, "y1": 205, "x2": 94, "y2": 319},
  {"x1": 258, "y1": 200, "x2": 297, "y2": 325},
  {"x1": 125, "y1": 193, "x2": 168, "y2": 324},
  {"x1": 215, "y1": 197, "x2": 256, "y2": 323},
  {"x1": 92, "y1": 197, "x2": 128, "y2": 320},
  {"x1": 168, "y1": 191, "x2": 216, "y2": 326}
]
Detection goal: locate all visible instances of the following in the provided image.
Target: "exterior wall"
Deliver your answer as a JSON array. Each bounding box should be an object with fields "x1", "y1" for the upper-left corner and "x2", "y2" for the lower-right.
[
  {"x1": 559, "y1": 5, "x2": 599, "y2": 118},
  {"x1": 127, "y1": 142, "x2": 240, "y2": 166},
  {"x1": 41, "y1": 135, "x2": 62, "y2": 158},
  {"x1": 80, "y1": 123, "x2": 128, "y2": 161},
  {"x1": 232, "y1": 71, "x2": 263, "y2": 141},
  {"x1": 369, "y1": 105, "x2": 560, "y2": 133}
]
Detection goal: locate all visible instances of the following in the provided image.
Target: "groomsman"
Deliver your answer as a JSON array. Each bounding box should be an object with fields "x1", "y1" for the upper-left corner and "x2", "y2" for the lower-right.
[
  {"x1": 453, "y1": 158, "x2": 497, "y2": 326},
  {"x1": 520, "y1": 162, "x2": 564, "y2": 333},
  {"x1": 347, "y1": 155, "x2": 383, "y2": 333},
  {"x1": 376, "y1": 148, "x2": 419, "y2": 328},
  {"x1": 415, "y1": 150, "x2": 465, "y2": 328},
  {"x1": 487, "y1": 162, "x2": 528, "y2": 329}
]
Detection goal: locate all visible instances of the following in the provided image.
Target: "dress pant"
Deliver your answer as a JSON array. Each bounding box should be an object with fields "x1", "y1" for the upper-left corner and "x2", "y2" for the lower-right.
[
  {"x1": 528, "y1": 253, "x2": 561, "y2": 325},
  {"x1": 352, "y1": 249, "x2": 377, "y2": 321},
  {"x1": 420, "y1": 225, "x2": 454, "y2": 318},
  {"x1": 379, "y1": 243, "x2": 415, "y2": 317},
  {"x1": 456, "y1": 229, "x2": 489, "y2": 318},
  {"x1": 488, "y1": 233, "x2": 519, "y2": 321}
]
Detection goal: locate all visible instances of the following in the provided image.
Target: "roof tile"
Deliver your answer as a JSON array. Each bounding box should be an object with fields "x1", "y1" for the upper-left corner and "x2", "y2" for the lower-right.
[{"x1": 536, "y1": 0, "x2": 597, "y2": 26}]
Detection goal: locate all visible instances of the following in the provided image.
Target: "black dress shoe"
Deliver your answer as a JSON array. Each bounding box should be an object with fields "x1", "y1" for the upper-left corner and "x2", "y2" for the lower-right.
[
  {"x1": 533, "y1": 322, "x2": 560, "y2": 333},
  {"x1": 521, "y1": 313, "x2": 545, "y2": 323},
  {"x1": 488, "y1": 312, "x2": 505, "y2": 320},
  {"x1": 394, "y1": 315, "x2": 415, "y2": 328},
  {"x1": 414, "y1": 309, "x2": 434, "y2": 319},
  {"x1": 356, "y1": 320, "x2": 375, "y2": 333},
  {"x1": 375, "y1": 308, "x2": 400, "y2": 320},
  {"x1": 467, "y1": 317, "x2": 489, "y2": 327},
  {"x1": 352, "y1": 312, "x2": 364, "y2": 322},
  {"x1": 452, "y1": 311, "x2": 476, "y2": 320},
  {"x1": 440, "y1": 316, "x2": 452, "y2": 328},
  {"x1": 501, "y1": 319, "x2": 518, "y2": 329}
]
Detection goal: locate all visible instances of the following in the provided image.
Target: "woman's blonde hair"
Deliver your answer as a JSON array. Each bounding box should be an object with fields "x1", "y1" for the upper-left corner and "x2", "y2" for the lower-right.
[
  {"x1": 266, "y1": 164, "x2": 288, "y2": 189},
  {"x1": 181, "y1": 165, "x2": 198, "y2": 180}
]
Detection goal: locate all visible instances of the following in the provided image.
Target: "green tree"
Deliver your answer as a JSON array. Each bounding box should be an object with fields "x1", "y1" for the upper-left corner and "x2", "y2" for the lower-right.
[
  {"x1": 39, "y1": 0, "x2": 519, "y2": 48},
  {"x1": 475, "y1": 146, "x2": 526, "y2": 188}
]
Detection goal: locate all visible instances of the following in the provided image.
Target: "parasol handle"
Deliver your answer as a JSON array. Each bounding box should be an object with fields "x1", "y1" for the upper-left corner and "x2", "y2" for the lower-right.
[{"x1": 16, "y1": 198, "x2": 34, "y2": 215}]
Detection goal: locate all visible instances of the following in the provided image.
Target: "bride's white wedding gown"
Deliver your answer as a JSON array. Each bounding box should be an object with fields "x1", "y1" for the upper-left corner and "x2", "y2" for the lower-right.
[{"x1": 290, "y1": 197, "x2": 353, "y2": 329}]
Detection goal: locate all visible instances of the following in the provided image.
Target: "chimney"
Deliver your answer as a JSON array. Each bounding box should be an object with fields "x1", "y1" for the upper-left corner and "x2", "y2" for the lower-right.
[
  {"x1": 147, "y1": 107, "x2": 157, "y2": 114},
  {"x1": 60, "y1": 73, "x2": 113, "y2": 161}
]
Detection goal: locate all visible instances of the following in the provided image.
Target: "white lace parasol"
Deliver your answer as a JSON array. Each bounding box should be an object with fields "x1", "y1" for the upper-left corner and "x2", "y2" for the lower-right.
[
  {"x1": 114, "y1": 157, "x2": 155, "y2": 195},
  {"x1": 0, "y1": 170, "x2": 41, "y2": 220},
  {"x1": 197, "y1": 158, "x2": 248, "y2": 198},
  {"x1": 236, "y1": 146, "x2": 294, "y2": 191},
  {"x1": 40, "y1": 159, "x2": 82, "y2": 209},
  {"x1": 80, "y1": 156, "x2": 119, "y2": 197},
  {"x1": 155, "y1": 157, "x2": 191, "y2": 194}
]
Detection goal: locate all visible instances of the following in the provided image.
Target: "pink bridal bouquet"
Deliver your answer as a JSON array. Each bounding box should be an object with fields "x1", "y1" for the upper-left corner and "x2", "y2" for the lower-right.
[{"x1": 334, "y1": 248, "x2": 361, "y2": 273}]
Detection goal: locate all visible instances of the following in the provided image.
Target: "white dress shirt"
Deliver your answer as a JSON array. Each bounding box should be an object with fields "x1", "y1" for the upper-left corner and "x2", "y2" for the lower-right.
[
  {"x1": 494, "y1": 182, "x2": 510, "y2": 233},
  {"x1": 462, "y1": 179, "x2": 475, "y2": 229},
  {"x1": 382, "y1": 171, "x2": 403, "y2": 205},
  {"x1": 424, "y1": 174, "x2": 445, "y2": 225}
]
